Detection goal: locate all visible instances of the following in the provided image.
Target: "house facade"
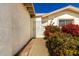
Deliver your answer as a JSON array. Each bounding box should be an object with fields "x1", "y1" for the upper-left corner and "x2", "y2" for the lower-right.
[
  {"x1": 42, "y1": 5, "x2": 79, "y2": 26},
  {"x1": 0, "y1": 3, "x2": 35, "y2": 55},
  {"x1": 36, "y1": 5, "x2": 79, "y2": 38}
]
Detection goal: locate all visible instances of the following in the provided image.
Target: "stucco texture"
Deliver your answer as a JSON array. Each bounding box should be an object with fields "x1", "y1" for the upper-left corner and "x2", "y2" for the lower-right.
[{"x1": 0, "y1": 3, "x2": 32, "y2": 55}]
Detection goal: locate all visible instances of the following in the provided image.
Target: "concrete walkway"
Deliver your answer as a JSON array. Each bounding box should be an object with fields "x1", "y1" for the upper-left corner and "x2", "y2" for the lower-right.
[{"x1": 19, "y1": 38, "x2": 49, "y2": 56}]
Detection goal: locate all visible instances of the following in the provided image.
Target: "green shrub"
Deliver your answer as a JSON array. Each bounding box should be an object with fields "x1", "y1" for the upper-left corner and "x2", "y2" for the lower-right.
[{"x1": 46, "y1": 32, "x2": 79, "y2": 56}]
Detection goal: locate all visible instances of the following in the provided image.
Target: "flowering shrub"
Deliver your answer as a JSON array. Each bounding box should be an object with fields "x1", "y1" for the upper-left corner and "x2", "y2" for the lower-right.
[
  {"x1": 44, "y1": 30, "x2": 49, "y2": 38},
  {"x1": 62, "y1": 24, "x2": 79, "y2": 36},
  {"x1": 44, "y1": 26, "x2": 51, "y2": 37},
  {"x1": 44, "y1": 25, "x2": 60, "y2": 39},
  {"x1": 44, "y1": 23, "x2": 79, "y2": 56}
]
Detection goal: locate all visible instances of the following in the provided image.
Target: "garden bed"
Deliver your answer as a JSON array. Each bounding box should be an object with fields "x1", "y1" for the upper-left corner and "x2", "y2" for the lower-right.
[{"x1": 44, "y1": 23, "x2": 79, "y2": 56}]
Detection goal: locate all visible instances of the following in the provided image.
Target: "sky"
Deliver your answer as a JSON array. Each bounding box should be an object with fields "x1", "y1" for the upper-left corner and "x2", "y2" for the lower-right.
[{"x1": 33, "y1": 3, "x2": 79, "y2": 13}]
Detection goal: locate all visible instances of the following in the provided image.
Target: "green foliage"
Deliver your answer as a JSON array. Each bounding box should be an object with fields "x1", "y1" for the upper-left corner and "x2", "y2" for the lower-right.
[
  {"x1": 47, "y1": 32, "x2": 79, "y2": 56},
  {"x1": 50, "y1": 25, "x2": 60, "y2": 33}
]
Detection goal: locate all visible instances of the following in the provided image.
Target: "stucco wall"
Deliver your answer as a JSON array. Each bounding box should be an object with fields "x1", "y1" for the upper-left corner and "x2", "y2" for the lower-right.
[
  {"x1": 12, "y1": 4, "x2": 31, "y2": 55},
  {"x1": 36, "y1": 17, "x2": 44, "y2": 38},
  {"x1": 0, "y1": 3, "x2": 32, "y2": 55},
  {"x1": 30, "y1": 18, "x2": 36, "y2": 38},
  {"x1": 52, "y1": 13, "x2": 79, "y2": 26}
]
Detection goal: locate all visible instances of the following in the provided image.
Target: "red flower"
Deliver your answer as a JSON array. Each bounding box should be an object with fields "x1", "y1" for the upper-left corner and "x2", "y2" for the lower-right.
[
  {"x1": 61, "y1": 24, "x2": 79, "y2": 36},
  {"x1": 44, "y1": 30, "x2": 49, "y2": 37}
]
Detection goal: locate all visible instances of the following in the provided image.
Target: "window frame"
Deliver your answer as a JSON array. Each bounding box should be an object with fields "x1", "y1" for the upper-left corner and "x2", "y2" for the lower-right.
[{"x1": 59, "y1": 19, "x2": 74, "y2": 27}]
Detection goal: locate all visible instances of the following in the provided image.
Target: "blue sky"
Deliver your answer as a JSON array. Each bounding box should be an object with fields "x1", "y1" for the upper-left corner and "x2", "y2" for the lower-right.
[{"x1": 33, "y1": 3, "x2": 79, "y2": 13}]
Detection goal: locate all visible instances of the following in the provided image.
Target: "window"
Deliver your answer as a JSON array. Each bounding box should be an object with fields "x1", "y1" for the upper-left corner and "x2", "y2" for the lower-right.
[{"x1": 59, "y1": 19, "x2": 73, "y2": 27}]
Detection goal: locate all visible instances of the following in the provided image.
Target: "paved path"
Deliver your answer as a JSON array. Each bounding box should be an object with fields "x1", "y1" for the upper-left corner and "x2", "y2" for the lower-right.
[{"x1": 19, "y1": 38, "x2": 49, "y2": 56}]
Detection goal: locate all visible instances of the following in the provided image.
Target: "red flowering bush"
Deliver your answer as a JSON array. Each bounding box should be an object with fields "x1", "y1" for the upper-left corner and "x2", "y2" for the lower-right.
[
  {"x1": 44, "y1": 25, "x2": 60, "y2": 39},
  {"x1": 62, "y1": 24, "x2": 79, "y2": 36},
  {"x1": 44, "y1": 30, "x2": 49, "y2": 37},
  {"x1": 44, "y1": 23, "x2": 79, "y2": 56},
  {"x1": 44, "y1": 26, "x2": 51, "y2": 38}
]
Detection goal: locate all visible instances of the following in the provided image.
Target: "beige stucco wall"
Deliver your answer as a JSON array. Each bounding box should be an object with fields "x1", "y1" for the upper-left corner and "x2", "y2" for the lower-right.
[
  {"x1": 31, "y1": 18, "x2": 36, "y2": 38},
  {"x1": 0, "y1": 3, "x2": 33, "y2": 55}
]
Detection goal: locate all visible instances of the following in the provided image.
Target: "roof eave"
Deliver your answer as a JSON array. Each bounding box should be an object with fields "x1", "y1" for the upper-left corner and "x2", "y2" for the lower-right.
[{"x1": 23, "y1": 3, "x2": 35, "y2": 18}]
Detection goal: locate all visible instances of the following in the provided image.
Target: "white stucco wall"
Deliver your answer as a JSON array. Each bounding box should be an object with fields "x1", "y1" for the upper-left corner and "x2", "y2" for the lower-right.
[
  {"x1": 0, "y1": 3, "x2": 33, "y2": 55},
  {"x1": 36, "y1": 17, "x2": 44, "y2": 38},
  {"x1": 52, "y1": 14, "x2": 79, "y2": 26}
]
